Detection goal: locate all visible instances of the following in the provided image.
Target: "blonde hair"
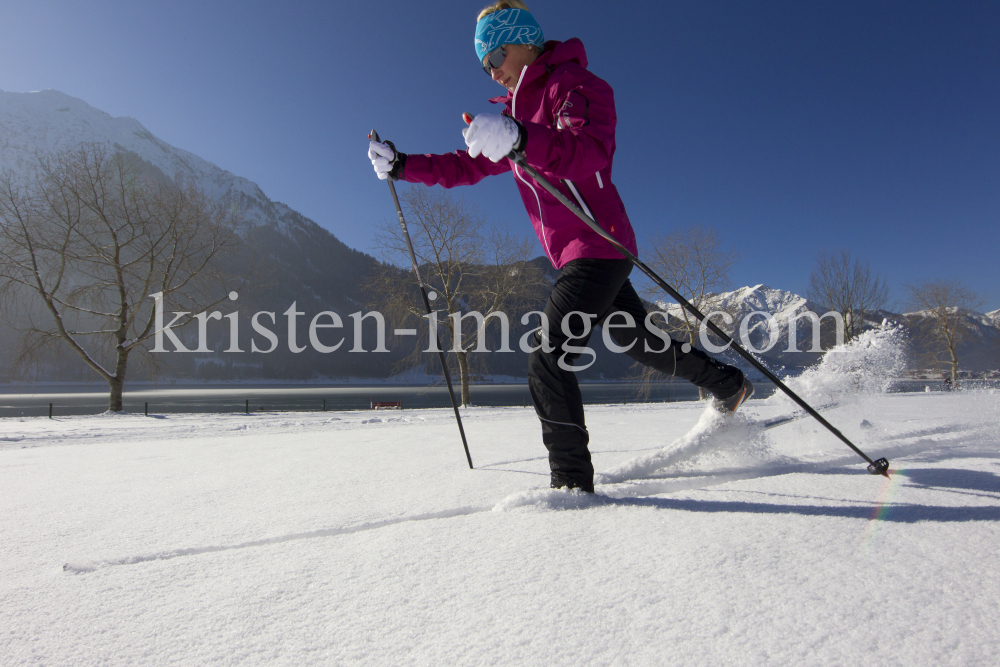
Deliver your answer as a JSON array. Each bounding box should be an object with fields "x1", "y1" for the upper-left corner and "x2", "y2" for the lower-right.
[{"x1": 477, "y1": 0, "x2": 531, "y2": 22}]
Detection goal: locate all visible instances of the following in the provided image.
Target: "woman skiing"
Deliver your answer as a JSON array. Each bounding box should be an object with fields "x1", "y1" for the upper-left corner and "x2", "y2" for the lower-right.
[{"x1": 368, "y1": 0, "x2": 752, "y2": 493}]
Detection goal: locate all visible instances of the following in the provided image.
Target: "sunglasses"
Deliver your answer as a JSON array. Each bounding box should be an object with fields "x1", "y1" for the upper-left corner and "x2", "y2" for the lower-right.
[{"x1": 482, "y1": 46, "x2": 507, "y2": 75}]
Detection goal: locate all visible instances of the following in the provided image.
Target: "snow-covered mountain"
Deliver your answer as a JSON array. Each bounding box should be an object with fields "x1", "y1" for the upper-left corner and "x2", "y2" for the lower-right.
[
  {"x1": 0, "y1": 89, "x2": 393, "y2": 381},
  {"x1": 902, "y1": 308, "x2": 1000, "y2": 372},
  {"x1": 1, "y1": 89, "x2": 298, "y2": 232},
  {"x1": 656, "y1": 284, "x2": 1000, "y2": 371},
  {"x1": 657, "y1": 284, "x2": 835, "y2": 368},
  {"x1": 2, "y1": 90, "x2": 997, "y2": 379}
]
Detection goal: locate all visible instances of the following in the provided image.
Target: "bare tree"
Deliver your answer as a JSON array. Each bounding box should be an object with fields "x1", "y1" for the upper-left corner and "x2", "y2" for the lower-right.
[
  {"x1": 634, "y1": 226, "x2": 742, "y2": 399},
  {"x1": 808, "y1": 249, "x2": 889, "y2": 340},
  {"x1": 369, "y1": 187, "x2": 545, "y2": 405},
  {"x1": 903, "y1": 278, "x2": 983, "y2": 389},
  {"x1": 0, "y1": 144, "x2": 245, "y2": 411}
]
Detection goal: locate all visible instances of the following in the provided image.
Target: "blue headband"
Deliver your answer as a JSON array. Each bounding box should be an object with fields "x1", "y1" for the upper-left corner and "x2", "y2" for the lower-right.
[{"x1": 474, "y1": 8, "x2": 545, "y2": 63}]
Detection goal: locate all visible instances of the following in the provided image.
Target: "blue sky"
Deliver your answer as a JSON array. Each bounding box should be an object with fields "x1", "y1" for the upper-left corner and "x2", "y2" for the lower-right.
[{"x1": 2, "y1": 0, "x2": 998, "y2": 309}]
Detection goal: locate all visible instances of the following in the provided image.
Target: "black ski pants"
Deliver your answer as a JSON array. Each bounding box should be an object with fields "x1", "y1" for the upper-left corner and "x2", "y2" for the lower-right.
[{"x1": 527, "y1": 258, "x2": 744, "y2": 486}]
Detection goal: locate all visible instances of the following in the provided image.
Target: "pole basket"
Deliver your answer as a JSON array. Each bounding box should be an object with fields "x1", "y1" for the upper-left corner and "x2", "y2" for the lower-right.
[{"x1": 867, "y1": 458, "x2": 890, "y2": 476}]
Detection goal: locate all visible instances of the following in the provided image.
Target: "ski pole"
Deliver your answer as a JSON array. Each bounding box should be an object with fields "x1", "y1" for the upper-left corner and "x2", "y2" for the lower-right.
[
  {"x1": 368, "y1": 129, "x2": 474, "y2": 469},
  {"x1": 479, "y1": 119, "x2": 888, "y2": 477}
]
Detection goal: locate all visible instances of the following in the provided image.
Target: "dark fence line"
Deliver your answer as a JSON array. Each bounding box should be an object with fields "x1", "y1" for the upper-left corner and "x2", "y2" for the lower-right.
[
  {"x1": 8, "y1": 398, "x2": 683, "y2": 419},
  {"x1": 3, "y1": 389, "x2": 711, "y2": 419},
  {"x1": 5, "y1": 378, "x2": 976, "y2": 419}
]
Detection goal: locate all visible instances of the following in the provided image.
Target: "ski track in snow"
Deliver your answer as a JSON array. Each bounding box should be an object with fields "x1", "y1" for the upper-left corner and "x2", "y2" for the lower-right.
[
  {"x1": 8, "y1": 325, "x2": 1000, "y2": 665},
  {"x1": 6, "y1": 394, "x2": 1000, "y2": 664},
  {"x1": 62, "y1": 423, "x2": 995, "y2": 575},
  {"x1": 60, "y1": 405, "x2": 992, "y2": 574},
  {"x1": 63, "y1": 505, "x2": 492, "y2": 574}
]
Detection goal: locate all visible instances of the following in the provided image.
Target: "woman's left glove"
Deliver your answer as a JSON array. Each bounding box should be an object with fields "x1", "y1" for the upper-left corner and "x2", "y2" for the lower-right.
[
  {"x1": 368, "y1": 140, "x2": 406, "y2": 180},
  {"x1": 463, "y1": 113, "x2": 525, "y2": 162}
]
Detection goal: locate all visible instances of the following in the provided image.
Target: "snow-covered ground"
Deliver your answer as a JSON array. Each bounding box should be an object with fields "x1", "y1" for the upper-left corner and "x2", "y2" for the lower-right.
[{"x1": 3, "y1": 332, "x2": 1000, "y2": 665}]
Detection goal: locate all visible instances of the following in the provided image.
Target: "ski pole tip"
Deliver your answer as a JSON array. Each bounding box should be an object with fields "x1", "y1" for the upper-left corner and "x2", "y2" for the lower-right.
[{"x1": 867, "y1": 457, "x2": 890, "y2": 477}]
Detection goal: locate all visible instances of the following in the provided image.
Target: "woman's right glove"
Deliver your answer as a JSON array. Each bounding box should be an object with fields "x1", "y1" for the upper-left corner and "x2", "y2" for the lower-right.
[
  {"x1": 368, "y1": 140, "x2": 406, "y2": 180},
  {"x1": 462, "y1": 113, "x2": 525, "y2": 162}
]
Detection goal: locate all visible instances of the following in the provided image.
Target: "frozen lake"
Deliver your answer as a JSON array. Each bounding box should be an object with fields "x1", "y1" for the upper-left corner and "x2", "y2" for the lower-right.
[
  {"x1": 0, "y1": 380, "x2": 760, "y2": 417},
  {"x1": 0, "y1": 377, "x2": 981, "y2": 417}
]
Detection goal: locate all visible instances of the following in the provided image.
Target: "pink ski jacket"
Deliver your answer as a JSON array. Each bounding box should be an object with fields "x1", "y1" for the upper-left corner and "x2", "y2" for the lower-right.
[{"x1": 401, "y1": 38, "x2": 638, "y2": 269}]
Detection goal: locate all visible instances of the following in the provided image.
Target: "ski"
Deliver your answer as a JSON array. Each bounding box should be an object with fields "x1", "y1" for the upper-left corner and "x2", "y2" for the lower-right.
[{"x1": 760, "y1": 403, "x2": 839, "y2": 430}]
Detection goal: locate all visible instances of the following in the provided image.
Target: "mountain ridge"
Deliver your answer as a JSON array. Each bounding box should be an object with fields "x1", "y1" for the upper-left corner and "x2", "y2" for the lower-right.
[
  {"x1": 0, "y1": 88, "x2": 394, "y2": 381},
  {"x1": 1, "y1": 89, "x2": 997, "y2": 379},
  {"x1": 2, "y1": 89, "x2": 305, "y2": 236},
  {"x1": 654, "y1": 283, "x2": 1000, "y2": 372}
]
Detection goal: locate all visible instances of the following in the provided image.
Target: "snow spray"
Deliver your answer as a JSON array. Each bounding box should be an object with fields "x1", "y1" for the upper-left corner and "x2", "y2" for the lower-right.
[
  {"x1": 770, "y1": 322, "x2": 908, "y2": 407},
  {"x1": 597, "y1": 406, "x2": 771, "y2": 484}
]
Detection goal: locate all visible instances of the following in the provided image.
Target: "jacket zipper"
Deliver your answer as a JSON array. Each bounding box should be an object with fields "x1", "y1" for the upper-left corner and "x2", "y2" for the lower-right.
[
  {"x1": 564, "y1": 178, "x2": 615, "y2": 234},
  {"x1": 511, "y1": 66, "x2": 555, "y2": 263},
  {"x1": 564, "y1": 180, "x2": 594, "y2": 219}
]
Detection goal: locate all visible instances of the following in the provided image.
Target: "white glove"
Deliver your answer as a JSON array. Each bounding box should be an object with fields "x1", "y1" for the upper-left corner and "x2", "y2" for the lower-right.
[
  {"x1": 368, "y1": 140, "x2": 396, "y2": 180},
  {"x1": 463, "y1": 113, "x2": 521, "y2": 162}
]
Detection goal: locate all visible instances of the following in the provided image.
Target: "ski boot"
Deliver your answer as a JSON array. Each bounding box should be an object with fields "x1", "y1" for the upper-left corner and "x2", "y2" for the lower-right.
[
  {"x1": 550, "y1": 471, "x2": 595, "y2": 494},
  {"x1": 714, "y1": 377, "x2": 754, "y2": 415}
]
